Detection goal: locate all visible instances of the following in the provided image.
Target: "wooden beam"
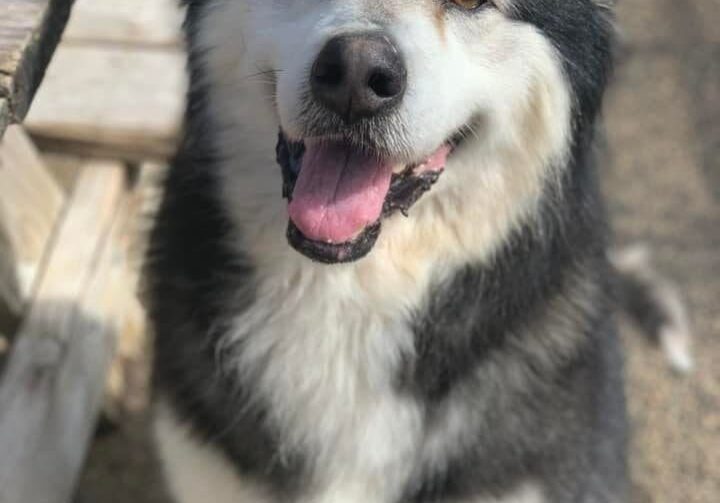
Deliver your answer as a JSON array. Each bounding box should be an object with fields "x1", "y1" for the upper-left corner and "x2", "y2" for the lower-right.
[
  {"x1": 0, "y1": 98, "x2": 9, "y2": 139},
  {"x1": 0, "y1": 126, "x2": 64, "y2": 345},
  {"x1": 63, "y1": 0, "x2": 183, "y2": 49},
  {"x1": 0, "y1": 161, "x2": 129, "y2": 503},
  {"x1": 31, "y1": 133, "x2": 176, "y2": 162},
  {"x1": 0, "y1": 126, "x2": 65, "y2": 294},
  {"x1": 0, "y1": 0, "x2": 75, "y2": 123},
  {"x1": 26, "y1": 45, "x2": 185, "y2": 161}
]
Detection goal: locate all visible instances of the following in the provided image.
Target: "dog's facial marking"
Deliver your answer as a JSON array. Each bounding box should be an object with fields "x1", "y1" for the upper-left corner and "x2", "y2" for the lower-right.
[
  {"x1": 197, "y1": 0, "x2": 572, "y2": 268},
  {"x1": 192, "y1": 11, "x2": 576, "y2": 490},
  {"x1": 155, "y1": 1, "x2": 621, "y2": 502},
  {"x1": 169, "y1": 1, "x2": 616, "y2": 500},
  {"x1": 433, "y1": 3, "x2": 447, "y2": 42}
]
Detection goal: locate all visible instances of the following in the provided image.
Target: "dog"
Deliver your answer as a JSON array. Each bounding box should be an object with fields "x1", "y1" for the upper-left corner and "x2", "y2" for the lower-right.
[{"x1": 146, "y1": 1, "x2": 691, "y2": 502}]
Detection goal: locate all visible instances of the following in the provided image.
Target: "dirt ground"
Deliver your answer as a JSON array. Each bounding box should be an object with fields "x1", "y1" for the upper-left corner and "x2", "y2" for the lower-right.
[{"x1": 73, "y1": 1, "x2": 720, "y2": 502}]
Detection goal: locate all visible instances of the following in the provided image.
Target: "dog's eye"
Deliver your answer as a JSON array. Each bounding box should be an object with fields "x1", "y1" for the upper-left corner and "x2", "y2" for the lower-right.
[{"x1": 449, "y1": 0, "x2": 487, "y2": 10}]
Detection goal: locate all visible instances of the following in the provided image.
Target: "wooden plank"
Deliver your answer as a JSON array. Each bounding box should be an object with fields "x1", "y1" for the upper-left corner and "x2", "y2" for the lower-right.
[
  {"x1": 0, "y1": 98, "x2": 8, "y2": 138},
  {"x1": 63, "y1": 0, "x2": 183, "y2": 48},
  {"x1": 31, "y1": 133, "x2": 176, "y2": 162},
  {"x1": 0, "y1": 0, "x2": 75, "y2": 123},
  {"x1": 0, "y1": 248, "x2": 22, "y2": 340},
  {"x1": 0, "y1": 125, "x2": 64, "y2": 344},
  {"x1": 102, "y1": 161, "x2": 160, "y2": 420},
  {"x1": 40, "y1": 151, "x2": 83, "y2": 193},
  {"x1": 0, "y1": 161, "x2": 129, "y2": 503},
  {"x1": 0, "y1": 126, "x2": 65, "y2": 294},
  {"x1": 25, "y1": 45, "x2": 185, "y2": 160}
]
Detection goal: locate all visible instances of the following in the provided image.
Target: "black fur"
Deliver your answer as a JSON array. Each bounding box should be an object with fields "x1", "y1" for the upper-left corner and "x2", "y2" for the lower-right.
[
  {"x1": 400, "y1": 141, "x2": 627, "y2": 502},
  {"x1": 510, "y1": 0, "x2": 614, "y2": 130},
  {"x1": 147, "y1": 134, "x2": 305, "y2": 495},
  {"x1": 614, "y1": 267, "x2": 673, "y2": 344},
  {"x1": 146, "y1": 8, "x2": 304, "y2": 495},
  {"x1": 286, "y1": 219, "x2": 382, "y2": 264},
  {"x1": 395, "y1": 5, "x2": 626, "y2": 499},
  {"x1": 148, "y1": 1, "x2": 627, "y2": 502}
]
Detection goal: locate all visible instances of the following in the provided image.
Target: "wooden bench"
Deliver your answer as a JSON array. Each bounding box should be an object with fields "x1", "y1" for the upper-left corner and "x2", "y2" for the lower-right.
[
  {"x1": 0, "y1": 2, "x2": 144, "y2": 501},
  {"x1": 0, "y1": 0, "x2": 74, "y2": 136}
]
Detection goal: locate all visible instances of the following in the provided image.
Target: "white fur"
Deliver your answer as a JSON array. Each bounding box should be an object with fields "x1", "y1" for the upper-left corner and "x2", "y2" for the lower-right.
[
  {"x1": 154, "y1": 404, "x2": 275, "y2": 503},
  {"x1": 159, "y1": 1, "x2": 572, "y2": 501},
  {"x1": 611, "y1": 245, "x2": 694, "y2": 373},
  {"x1": 461, "y1": 484, "x2": 545, "y2": 503},
  {"x1": 156, "y1": 406, "x2": 545, "y2": 503}
]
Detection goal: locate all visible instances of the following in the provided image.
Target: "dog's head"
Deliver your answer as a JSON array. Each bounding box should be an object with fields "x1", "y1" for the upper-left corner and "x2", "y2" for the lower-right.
[{"x1": 190, "y1": 0, "x2": 614, "y2": 264}]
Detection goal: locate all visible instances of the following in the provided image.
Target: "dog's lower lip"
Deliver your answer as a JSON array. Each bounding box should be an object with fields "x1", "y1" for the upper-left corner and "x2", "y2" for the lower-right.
[{"x1": 287, "y1": 220, "x2": 382, "y2": 264}]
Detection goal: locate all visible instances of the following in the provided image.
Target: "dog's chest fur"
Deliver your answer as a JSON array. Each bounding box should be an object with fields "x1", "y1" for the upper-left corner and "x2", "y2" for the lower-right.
[
  {"x1": 170, "y1": 250, "x2": 553, "y2": 503},
  {"x1": 157, "y1": 399, "x2": 545, "y2": 503},
  {"x1": 223, "y1": 247, "x2": 438, "y2": 500},
  {"x1": 215, "y1": 134, "x2": 556, "y2": 495}
]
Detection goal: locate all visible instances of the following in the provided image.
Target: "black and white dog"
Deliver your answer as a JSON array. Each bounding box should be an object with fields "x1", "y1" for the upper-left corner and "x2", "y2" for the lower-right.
[{"x1": 147, "y1": 1, "x2": 691, "y2": 502}]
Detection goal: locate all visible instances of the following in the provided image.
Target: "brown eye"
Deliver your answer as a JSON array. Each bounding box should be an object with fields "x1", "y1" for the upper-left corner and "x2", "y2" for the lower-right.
[{"x1": 450, "y1": 0, "x2": 487, "y2": 10}]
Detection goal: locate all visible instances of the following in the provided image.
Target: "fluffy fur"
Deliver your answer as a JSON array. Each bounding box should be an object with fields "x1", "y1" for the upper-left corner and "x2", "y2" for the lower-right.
[{"x1": 147, "y1": 1, "x2": 636, "y2": 502}]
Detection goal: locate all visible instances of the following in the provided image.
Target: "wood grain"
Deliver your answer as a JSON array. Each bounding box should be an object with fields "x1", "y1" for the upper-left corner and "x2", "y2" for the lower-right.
[
  {"x1": 0, "y1": 126, "x2": 65, "y2": 293},
  {"x1": 63, "y1": 0, "x2": 183, "y2": 48},
  {"x1": 0, "y1": 161, "x2": 129, "y2": 503},
  {"x1": 0, "y1": 125, "x2": 64, "y2": 349},
  {"x1": 0, "y1": 98, "x2": 8, "y2": 138},
  {"x1": 26, "y1": 45, "x2": 185, "y2": 160},
  {"x1": 0, "y1": 0, "x2": 75, "y2": 124}
]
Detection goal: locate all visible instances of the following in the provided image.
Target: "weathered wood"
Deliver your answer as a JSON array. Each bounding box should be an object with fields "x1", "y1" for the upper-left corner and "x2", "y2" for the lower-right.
[
  {"x1": 31, "y1": 133, "x2": 177, "y2": 162},
  {"x1": 0, "y1": 126, "x2": 65, "y2": 293},
  {"x1": 0, "y1": 253, "x2": 21, "y2": 340},
  {"x1": 41, "y1": 151, "x2": 83, "y2": 193},
  {"x1": 0, "y1": 0, "x2": 75, "y2": 123},
  {"x1": 0, "y1": 98, "x2": 8, "y2": 138},
  {"x1": 26, "y1": 45, "x2": 185, "y2": 160},
  {"x1": 63, "y1": 0, "x2": 183, "y2": 48},
  {"x1": 0, "y1": 197, "x2": 22, "y2": 338},
  {"x1": 0, "y1": 125, "x2": 64, "y2": 344},
  {"x1": 0, "y1": 161, "x2": 129, "y2": 503}
]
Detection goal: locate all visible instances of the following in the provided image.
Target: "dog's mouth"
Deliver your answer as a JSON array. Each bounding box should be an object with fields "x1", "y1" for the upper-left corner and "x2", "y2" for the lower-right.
[{"x1": 276, "y1": 132, "x2": 454, "y2": 264}]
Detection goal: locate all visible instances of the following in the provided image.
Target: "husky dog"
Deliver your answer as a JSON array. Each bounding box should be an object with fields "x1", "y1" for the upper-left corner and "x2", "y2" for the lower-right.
[{"x1": 147, "y1": 1, "x2": 689, "y2": 502}]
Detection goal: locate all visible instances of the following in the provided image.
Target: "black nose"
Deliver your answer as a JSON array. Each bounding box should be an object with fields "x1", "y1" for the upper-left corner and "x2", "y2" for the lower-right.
[{"x1": 310, "y1": 33, "x2": 407, "y2": 123}]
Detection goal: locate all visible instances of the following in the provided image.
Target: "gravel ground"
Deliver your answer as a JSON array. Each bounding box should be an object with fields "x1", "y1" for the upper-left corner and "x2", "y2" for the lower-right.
[
  {"x1": 604, "y1": 1, "x2": 720, "y2": 501},
  {"x1": 74, "y1": 1, "x2": 720, "y2": 502}
]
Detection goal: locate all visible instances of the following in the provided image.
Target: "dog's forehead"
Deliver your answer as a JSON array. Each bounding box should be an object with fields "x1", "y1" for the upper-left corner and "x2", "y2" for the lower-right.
[
  {"x1": 256, "y1": 1, "x2": 543, "y2": 26},
  {"x1": 269, "y1": 0, "x2": 514, "y2": 12},
  {"x1": 292, "y1": 0, "x2": 611, "y2": 15},
  {"x1": 278, "y1": 0, "x2": 438, "y2": 15},
  {"x1": 352, "y1": 0, "x2": 443, "y2": 22}
]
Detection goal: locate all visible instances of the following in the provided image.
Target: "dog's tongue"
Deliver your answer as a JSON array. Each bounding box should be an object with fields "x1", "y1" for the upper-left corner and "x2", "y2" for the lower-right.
[{"x1": 288, "y1": 142, "x2": 394, "y2": 243}]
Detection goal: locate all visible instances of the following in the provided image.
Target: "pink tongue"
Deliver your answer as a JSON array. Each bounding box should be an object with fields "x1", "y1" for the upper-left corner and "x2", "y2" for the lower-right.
[{"x1": 288, "y1": 142, "x2": 394, "y2": 244}]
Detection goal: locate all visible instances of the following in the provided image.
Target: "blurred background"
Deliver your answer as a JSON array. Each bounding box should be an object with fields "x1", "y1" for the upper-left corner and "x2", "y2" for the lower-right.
[{"x1": 1, "y1": 0, "x2": 718, "y2": 502}]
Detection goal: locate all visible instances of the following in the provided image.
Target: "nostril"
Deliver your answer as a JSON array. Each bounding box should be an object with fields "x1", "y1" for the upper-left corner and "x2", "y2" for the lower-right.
[
  {"x1": 367, "y1": 68, "x2": 405, "y2": 99},
  {"x1": 311, "y1": 32, "x2": 407, "y2": 121},
  {"x1": 314, "y1": 61, "x2": 344, "y2": 88}
]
